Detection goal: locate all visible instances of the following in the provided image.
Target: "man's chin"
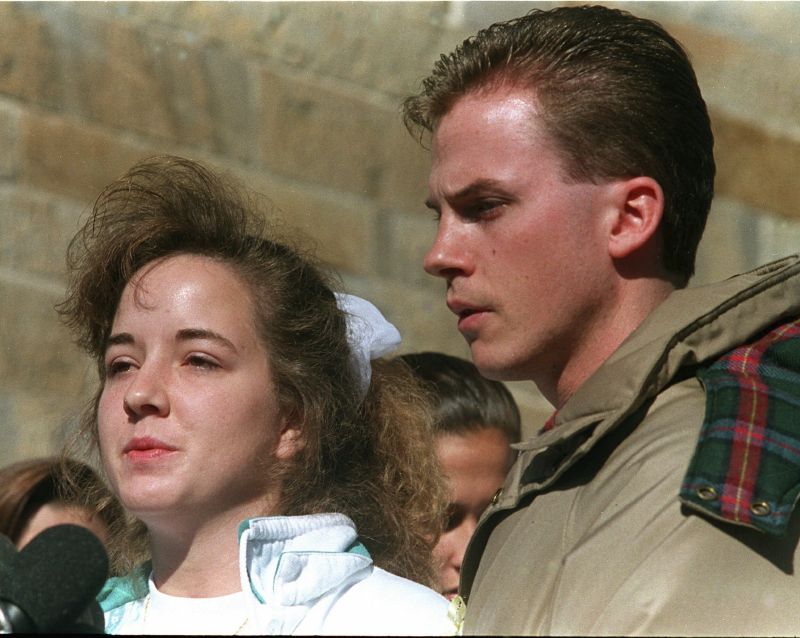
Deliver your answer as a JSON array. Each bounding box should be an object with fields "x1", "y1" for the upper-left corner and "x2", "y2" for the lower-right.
[{"x1": 470, "y1": 347, "x2": 525, "y2": 382}]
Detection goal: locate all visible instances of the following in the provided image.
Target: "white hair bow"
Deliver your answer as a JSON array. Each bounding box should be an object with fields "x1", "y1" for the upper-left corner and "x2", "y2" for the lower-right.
[{"x1": 335, "y1": 292, "x2": 402, "y2": 398}]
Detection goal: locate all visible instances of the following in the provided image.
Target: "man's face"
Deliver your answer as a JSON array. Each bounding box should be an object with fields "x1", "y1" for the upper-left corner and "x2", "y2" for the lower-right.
[{"x1": 424, "y1": 85, "x2": 616, "y2": 397}]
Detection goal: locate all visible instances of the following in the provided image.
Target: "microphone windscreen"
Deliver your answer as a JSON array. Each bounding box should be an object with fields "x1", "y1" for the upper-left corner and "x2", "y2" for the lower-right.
[
  {"x1": 0, "y1": 533, "x2": 15, "y2": 558},
  {"x1": 13, "y1": 524, "x2": 109, "y2": 632},
  {"x1": 0, "y1": 533, "x2": 16, "y2": 595}
]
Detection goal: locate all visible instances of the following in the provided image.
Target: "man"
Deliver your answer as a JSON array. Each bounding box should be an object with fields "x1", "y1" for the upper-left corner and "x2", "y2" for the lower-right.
[
  {"x1": 403, "y1": 5, "x2": 800, "y2": 635},
  {"x1": 400, "y1": 352, "x2": 520, "y2": 601}
]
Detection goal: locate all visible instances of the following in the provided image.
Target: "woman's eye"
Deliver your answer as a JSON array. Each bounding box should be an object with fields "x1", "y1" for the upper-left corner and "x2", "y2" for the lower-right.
[
  {"x1": 444, "y1": 504, "x2": 465, "y2": 532},
  {"x1": 106, "y1": 360, "x2": 133, "y2": 377},
  {"x1": 186, "y1": 355, "x2": 220, "y2": 370}
]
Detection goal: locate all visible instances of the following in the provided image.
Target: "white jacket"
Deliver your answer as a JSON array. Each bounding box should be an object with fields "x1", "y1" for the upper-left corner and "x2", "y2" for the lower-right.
[{"x1": 100, "y1": 513, "x2": 453, "y2": 635}]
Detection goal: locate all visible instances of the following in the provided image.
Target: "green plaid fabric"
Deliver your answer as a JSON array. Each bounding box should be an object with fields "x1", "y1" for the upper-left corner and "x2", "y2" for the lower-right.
[{"x1": 680, "y1": 319, "x2": 800, "y2": 536}]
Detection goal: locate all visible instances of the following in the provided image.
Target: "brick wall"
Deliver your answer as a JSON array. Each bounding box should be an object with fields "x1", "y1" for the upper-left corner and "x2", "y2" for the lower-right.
[{"x1": 1, "y1": 2, "x2": 798, "y2": 464}]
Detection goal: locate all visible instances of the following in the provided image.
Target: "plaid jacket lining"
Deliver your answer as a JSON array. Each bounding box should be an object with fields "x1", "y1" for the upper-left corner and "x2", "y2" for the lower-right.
[{"x1": 680, "y1": 319, "x2": 800, "y2": 536}]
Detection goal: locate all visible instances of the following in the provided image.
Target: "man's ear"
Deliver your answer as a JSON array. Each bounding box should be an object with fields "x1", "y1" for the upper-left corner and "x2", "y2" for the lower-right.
[
  {"x1": 605, "y1": 176, "x2": 664, "y2": 259},
  {"x1": 274, "y1": 412, "x2": 305, "y2": 461}
]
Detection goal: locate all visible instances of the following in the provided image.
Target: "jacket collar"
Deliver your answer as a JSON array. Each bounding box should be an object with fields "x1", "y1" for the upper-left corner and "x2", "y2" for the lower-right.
[{"x1": 239, "y1": 513, "x2": 371, "y2": 607}]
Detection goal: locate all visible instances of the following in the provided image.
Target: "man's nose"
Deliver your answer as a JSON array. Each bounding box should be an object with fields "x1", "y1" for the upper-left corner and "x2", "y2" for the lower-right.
[{"x1": 423, "y1": 213, "x2": 473, "y2": 281}]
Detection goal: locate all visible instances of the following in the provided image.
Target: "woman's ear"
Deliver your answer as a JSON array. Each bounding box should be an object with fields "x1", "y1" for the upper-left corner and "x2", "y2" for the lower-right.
[
  {"x1": 274, "y1": 413, "x2": 305, "y2": 461},
  {"x1": 605, "y1": 176, "x2": 665, "y2": 260}
]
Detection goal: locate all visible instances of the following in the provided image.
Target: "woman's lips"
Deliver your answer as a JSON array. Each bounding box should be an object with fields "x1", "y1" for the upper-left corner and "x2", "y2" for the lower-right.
[{"x1": 123, "y1": 437, "x2": 177, "y2": 461}]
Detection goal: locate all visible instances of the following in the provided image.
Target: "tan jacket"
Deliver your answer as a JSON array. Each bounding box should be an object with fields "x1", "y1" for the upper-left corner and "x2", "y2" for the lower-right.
[{"x1": 462, "y1": 255, "x2": 800, "y2": 636}]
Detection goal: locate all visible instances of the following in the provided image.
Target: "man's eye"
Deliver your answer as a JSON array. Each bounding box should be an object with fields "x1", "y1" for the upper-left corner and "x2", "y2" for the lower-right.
[
  {"x1": 464, "y1": 200, "x2": 503, "y2": 219},
  {"x1": 426, "y1": 206, "x2": 442, "y2": 223}
]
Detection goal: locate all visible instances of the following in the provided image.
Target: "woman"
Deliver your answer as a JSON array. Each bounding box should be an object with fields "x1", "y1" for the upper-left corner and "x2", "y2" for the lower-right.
[
  {"x1": 0, "y1": 456, "x2": 122, "y2": 548},
  {"x1": 399, "y1": 352, "x2": 520, "y2": 602},
  {"x1": 59, "y1": 156, "x2": 452, "y2": 634}
]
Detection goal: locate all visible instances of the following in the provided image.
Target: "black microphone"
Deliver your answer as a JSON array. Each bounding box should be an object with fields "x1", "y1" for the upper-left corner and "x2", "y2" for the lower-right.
[
  {"x1": 0, "y1": 534, "x2": 15, "y2": 583},
  {"x1": 0, "y1": 533, "x2": 28, "y2": 632},
  {"x1": 0, "y1": 524, "x2": 109, "y2": 633}
]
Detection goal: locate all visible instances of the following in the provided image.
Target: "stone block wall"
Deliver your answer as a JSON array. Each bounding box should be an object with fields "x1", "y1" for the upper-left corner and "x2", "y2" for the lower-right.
[{"x1": 1, "y1": 1, "x2": 798, "y2": 465}]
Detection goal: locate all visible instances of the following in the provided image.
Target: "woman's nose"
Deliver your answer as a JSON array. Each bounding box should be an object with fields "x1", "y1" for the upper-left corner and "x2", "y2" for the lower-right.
[
  {"x1": 123, "y1": 365, "x2": 170, "y2": 419},
  {"x1": 451, "y1": 518, "x2": 479, "y2": 572}
]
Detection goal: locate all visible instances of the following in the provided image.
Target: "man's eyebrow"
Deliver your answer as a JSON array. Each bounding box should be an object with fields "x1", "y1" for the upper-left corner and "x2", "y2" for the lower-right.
[
  {"x1": 426, "y1": 179, "x2": 508, "y2": 209},
  {"x1": 177, "y1": 328, "x2": 238, "y2": 353}
]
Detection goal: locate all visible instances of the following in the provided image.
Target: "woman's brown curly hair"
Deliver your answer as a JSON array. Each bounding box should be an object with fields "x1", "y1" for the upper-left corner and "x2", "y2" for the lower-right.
[{"x1": 59, "y1": 155, "x2": 447, "y2": 587}]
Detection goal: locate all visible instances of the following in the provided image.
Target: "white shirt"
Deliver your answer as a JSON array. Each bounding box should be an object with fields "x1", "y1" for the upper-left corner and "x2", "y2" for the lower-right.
[
  {"x1": 131, "y1": 579, "x2": 254, "y2": 635},
  {"x1": 102, "y1": 513, "x2": 454, "y2": 635}
]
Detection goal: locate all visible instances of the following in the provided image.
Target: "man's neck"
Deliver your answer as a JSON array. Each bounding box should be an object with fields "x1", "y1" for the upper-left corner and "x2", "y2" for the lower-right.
[{"x1": 547, "y1": 277, "x2": 676, "y2": 408}]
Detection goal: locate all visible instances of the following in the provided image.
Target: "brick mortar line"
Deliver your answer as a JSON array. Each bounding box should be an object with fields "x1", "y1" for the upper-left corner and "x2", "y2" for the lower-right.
[{"x1": 0, "y1": 267, "x2": 65, "y2": 297}]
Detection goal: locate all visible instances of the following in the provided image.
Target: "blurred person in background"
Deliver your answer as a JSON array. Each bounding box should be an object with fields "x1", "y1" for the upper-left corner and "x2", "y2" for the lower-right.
[
  {"x1": 0, "y1": 456, "x2": 122, "y2": 549},
  {"x1": 400, "y1": 352, "x2": 520, "y2": 602}
]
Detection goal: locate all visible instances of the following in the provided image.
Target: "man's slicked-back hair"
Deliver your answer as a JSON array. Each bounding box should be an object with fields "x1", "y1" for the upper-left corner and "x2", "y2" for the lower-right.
[{"x1": 403, "y1": 4, "x2": 715, "y2": 287}]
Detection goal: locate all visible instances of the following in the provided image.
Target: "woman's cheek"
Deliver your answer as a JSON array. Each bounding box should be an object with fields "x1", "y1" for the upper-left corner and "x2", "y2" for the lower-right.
[{"x1": 97, "y1": 391, "x2": 120, "y2": 492}]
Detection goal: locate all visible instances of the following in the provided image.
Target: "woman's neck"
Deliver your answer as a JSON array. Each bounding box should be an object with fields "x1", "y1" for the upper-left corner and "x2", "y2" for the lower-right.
[{"x1": 145, "y1": 504, "x2": 262, "y2": 598}]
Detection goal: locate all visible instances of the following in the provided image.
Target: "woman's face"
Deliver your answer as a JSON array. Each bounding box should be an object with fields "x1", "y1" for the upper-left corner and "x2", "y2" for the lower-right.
[
  {"x1": 433, "y1": 427, "x2": 512, "y2": 600},
  {"x1": 98, "y1": 254, "x2": 300, "y2": 528}
]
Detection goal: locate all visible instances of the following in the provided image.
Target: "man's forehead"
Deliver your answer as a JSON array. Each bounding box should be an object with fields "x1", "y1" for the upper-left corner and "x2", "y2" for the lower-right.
[
  {"x1": 427, "y1": 91, "x2": 550, "y2": 195},
  {"x1": 432, "y1": 88, "x2": 544, "y2": 162},
  {"x1": 436, "y1": 83, "x2": 541, "y2": 128}
]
